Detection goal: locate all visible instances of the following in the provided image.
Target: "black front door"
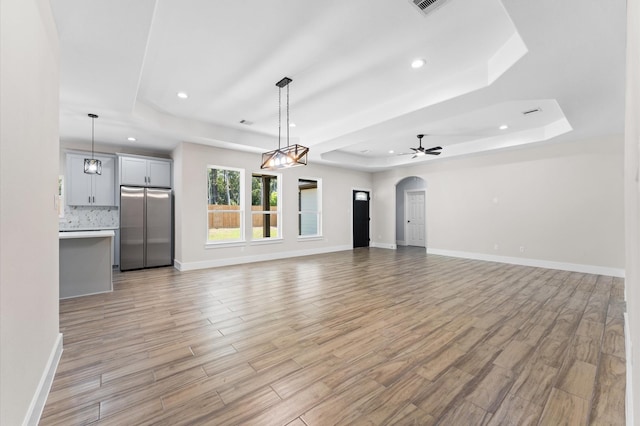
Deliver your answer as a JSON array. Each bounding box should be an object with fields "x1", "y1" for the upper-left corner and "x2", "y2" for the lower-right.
[{"x1": 353, "y1": 190, "x2": 370, "y2": 248}]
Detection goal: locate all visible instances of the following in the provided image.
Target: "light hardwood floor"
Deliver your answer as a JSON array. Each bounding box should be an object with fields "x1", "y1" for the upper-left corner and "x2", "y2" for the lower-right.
[{"x1": 41, "y1": 248, "x2": 626, "y2": 425}]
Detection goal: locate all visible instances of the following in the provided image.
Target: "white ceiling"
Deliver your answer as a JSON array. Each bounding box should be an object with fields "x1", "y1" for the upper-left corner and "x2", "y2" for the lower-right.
[{"x1": 51, "y1": 0, "x2": 626, "y2": 171}]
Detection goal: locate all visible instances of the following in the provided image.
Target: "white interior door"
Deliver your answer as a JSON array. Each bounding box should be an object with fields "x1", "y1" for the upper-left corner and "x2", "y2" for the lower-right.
[{"x1": 406, "y1": 191, "x2": 425, "y2": 247}]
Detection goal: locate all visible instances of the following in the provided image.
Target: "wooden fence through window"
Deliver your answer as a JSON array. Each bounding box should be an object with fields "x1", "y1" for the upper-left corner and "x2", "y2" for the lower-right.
[{"x1": 208, "y1": 205, "x2": 278, "y2": 228}]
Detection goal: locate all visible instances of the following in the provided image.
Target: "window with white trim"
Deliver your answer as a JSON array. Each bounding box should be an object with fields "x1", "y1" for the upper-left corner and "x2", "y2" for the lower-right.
[
  {"x1": 207, "y1": 166, "x2": 244, "y2": 243},
  {"x1": 298, "y1": 178, "x2": 321, "y2": 237},
  {"x1": 251, "y1": 173, "x2": 281, "y2": 240}
]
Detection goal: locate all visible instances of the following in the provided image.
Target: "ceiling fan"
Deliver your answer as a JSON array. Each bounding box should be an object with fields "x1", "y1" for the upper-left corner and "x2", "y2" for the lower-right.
[{"x1": 409, "y1": 134, "x2": 442, "y2": 158}]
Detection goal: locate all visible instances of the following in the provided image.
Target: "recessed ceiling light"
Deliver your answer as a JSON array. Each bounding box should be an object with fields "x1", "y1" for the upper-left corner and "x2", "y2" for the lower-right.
[
  {"x1": 388, "y1": 150, "x2": 395, "y2": 154},
  {"x1": 411, "y1": 58, "x2": 426, "y2": 69},
  {"x1": 289, "y1": 123, "x2": 296, "y2": 128},
  {"x1": 177, "y1": 91, "x2": 189, "y2": 99},
  {"x1": 499, "y1": 125, "x2": 508, "y2": 130},
  {"x1": 127, "y1": 137, "x2": 136, "y2": 142}
]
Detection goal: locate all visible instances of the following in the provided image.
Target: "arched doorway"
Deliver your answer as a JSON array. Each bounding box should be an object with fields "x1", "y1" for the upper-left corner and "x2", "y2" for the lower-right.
[{"x1": 395, "y1": 176, "x2": 427, "y2": 247}]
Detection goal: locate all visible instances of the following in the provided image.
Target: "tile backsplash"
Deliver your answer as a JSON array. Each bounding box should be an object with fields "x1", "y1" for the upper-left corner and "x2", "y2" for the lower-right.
[{"x1": 59, "y1": 205, "x2": 119, "y2": 230}]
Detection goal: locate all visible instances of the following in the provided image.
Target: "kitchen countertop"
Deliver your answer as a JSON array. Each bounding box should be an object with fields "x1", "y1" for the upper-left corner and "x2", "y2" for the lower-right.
[
  {"x1": 59, "y1": 230, "x2": 115, "y2": 239},
  {"x1": 59, "y1": 226, "x2": 118, "y2": 231}
]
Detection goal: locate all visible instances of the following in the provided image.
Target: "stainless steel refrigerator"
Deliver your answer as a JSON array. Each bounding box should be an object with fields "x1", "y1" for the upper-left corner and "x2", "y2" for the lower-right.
[{"x1": 120, "y1": 186, "x2": 172, "y2": 271}]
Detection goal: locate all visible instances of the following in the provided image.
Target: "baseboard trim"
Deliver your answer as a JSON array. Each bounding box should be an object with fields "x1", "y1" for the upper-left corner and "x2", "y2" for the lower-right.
[
  {"x1": 175, "y1": 245, "x2": 353, "y2": 271},
  {"x1": 426, "y1": 248, "x2": 625, "y2": 277},
  {"x1": 24, "y1": 332, "x2": 63, "y2": 426},
  {"x1": 371, "y1": 242, "x2": 397, "y2": 250},
  {"x1": 59, "y1": 289, "x2": 112, "y2": 300}
]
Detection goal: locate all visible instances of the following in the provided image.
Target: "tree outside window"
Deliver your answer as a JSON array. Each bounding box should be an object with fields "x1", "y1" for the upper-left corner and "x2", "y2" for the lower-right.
[
  {"x1": 252, "y1": 173, "x2": 280, "y2": 239},
  {"x1": 207, "y1": 167, "x2": 243, "y2": 242}
]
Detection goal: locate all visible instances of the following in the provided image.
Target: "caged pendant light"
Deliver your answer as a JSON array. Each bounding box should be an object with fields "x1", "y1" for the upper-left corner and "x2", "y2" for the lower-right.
[
  {"x1": 261, "y1": 77, "x2": 309, "y2": 170},
  {"x1": 84, "y1": 113, "x2": 102, "y2": 175}
]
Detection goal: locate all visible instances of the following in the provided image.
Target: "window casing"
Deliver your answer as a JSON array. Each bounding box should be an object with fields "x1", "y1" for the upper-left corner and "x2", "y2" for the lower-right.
[
  {"x1": 298, "y1": 178, "x2": 322, "y2": 237},
  {"x1": 207, "y1": 166, "x2": 244, "y2": 243},
  {"x1": 251, "y1": 173, "x2": 281, "y2": 240}
]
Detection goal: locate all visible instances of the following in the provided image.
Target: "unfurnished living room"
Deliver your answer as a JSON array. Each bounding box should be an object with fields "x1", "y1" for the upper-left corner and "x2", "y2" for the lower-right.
[{"x1": 1, "y1": 0, "x2": 639, "y2": 425}]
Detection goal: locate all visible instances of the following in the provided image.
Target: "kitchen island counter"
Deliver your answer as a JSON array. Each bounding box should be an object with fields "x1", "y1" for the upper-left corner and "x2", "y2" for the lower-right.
[
  {"x1": 59, "y1": 230, "x2": 114, "y2": 298},
  {"x1": 59, "y1": 230, "x2": 115, "y2": 239}
]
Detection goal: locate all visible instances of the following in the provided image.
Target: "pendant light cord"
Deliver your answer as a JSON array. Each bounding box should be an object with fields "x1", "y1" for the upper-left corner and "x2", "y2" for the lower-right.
[
  {"x1": 91, "y1": 115, "x2": 95, "y2": 159},
  {"x1": 276, "y1": 80, "x2": 290, "y2": 150},
  {"x1": 278, "y1": 86, "x2": 282, "y2": 150},
  {"x1": 88, "y1": 113, "x2": 98, "y2": 159}
]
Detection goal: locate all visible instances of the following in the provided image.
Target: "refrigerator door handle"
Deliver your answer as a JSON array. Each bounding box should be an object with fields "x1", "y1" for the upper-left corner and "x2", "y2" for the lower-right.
[{"x1": 143, "y1": 187, "x2": 147, "y2": 267}]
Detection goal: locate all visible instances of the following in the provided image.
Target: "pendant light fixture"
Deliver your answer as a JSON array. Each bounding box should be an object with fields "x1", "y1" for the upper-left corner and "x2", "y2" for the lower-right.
[
  {"x1": 84, "y1": 113, "x2": 102, "y2": 175},
  {"x1": 261, "y1": 77, "x2": 309, "y2": 170}
]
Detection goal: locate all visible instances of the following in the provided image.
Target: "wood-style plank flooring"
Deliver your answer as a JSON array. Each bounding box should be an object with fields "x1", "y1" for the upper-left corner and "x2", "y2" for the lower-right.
[{"x1": 41, "y1": 248, "x2": 626, "y2": 425}]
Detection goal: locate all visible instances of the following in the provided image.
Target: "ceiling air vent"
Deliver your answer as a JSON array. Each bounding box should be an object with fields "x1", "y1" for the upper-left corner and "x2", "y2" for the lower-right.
[
  {"x1": 409, "y1": 0, "x2": 452, "y2": 16},
  {"x1": 522, "y1": 108, "x2": 542, "y2": 116}
]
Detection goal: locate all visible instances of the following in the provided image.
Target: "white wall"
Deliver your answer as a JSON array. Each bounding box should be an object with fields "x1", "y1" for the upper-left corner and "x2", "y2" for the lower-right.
[
  {"x1": 172, "y1": 142, "x2": 372, "y2": 269},
  {"x1": 373, "y1": 135, "x2": 625, "y2": 274},
  {"x1": 625, "y1": 0, "x2": 640, "y2": 423},
  {"x1": 0, "y1": 0, "x2": 62, "y2": 424},
  {"x1": 172, "y1": 143, "x2": 184, "y2": 261}
]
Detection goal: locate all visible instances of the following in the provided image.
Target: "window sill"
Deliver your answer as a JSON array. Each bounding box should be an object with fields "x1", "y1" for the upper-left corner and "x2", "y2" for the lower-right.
[
  {"x1": 297, "y1": 235, "x2": 323, "y2": 242},
  {"x1": 250, "y1": 238, "x2": 284, "y2": 246},
  {"x1": 205, "y1": 240, "x2": 246, "y2": 249}
]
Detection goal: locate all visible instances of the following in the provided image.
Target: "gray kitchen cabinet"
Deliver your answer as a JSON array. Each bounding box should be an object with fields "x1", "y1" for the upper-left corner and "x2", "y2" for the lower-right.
[
  {"x1": 119, "y1": 155, "x2": 171, "y2": 188},
  {"x1": 66, "y1": 153, "x2": 116, "y2": 206}
]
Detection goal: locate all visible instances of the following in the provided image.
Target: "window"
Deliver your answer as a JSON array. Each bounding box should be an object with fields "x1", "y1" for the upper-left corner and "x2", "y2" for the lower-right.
[
  {"x1": 252, "y1": 173, "x2": 280, "y2": 240},
  {"x1": 298, "y1": 178, "x2": 321, "y2": 237},
  {"x1": 207, "y1": 166, "x2": 244, "y2": 243}
]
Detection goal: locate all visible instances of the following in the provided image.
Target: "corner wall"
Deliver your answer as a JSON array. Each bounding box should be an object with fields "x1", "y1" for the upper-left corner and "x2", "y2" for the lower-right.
[
  {"x1": 625, "y1": 0, "x2": 640, "y2": 423},
  {"x1": 172, "y1": 142, "x2": 372, "y2": 269},
  {"x1": 0, "y1": 0, "x2": 62, "y2": 424},
  {"x1": 373, "y1": 135, "x2": 625, "y2": 275}
]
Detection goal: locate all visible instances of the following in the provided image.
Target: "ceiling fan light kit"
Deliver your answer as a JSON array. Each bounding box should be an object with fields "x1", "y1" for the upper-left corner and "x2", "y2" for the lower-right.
[{"x1": 261, "y1": 77, "x2": 309, "y2": 170}]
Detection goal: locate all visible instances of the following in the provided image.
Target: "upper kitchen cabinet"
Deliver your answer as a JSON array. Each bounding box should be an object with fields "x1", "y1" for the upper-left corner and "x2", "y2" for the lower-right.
[
  {"x1": 66, "y1": 152, "x2": 116, "y2": 206},
  {"x1": 119, "y1": 155, "x2": 172, "y2": 188}
]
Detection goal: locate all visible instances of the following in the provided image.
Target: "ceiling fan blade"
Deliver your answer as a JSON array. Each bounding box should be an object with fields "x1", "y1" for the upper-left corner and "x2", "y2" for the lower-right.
[{"x1": 407, "y1": 135, "x2": 443, "y2": 159}]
